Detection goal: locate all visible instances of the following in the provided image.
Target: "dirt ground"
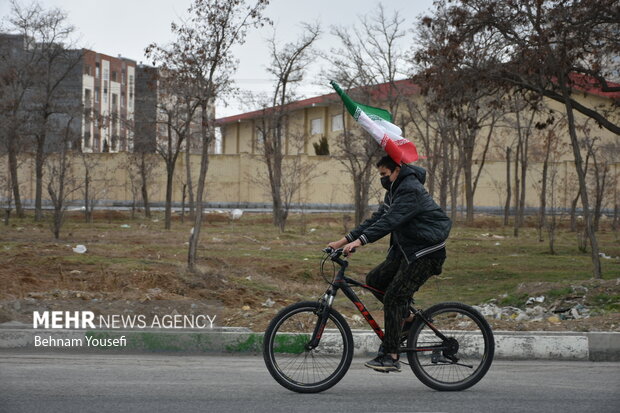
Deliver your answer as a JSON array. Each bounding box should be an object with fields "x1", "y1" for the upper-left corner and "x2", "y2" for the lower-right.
[{"x1": 1, "y1": 211, "x2": 618, "y2": 332}]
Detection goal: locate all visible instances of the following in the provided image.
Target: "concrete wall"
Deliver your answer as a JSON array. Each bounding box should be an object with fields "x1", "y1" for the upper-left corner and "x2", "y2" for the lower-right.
[{"x1": 1, "y1": 152, "x2": 618, "y2": 210}]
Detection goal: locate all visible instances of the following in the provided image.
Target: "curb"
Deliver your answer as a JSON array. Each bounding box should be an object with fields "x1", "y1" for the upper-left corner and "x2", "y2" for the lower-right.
[{"x1": 0, "y1": 326, "x2": 618, "y2": 361}]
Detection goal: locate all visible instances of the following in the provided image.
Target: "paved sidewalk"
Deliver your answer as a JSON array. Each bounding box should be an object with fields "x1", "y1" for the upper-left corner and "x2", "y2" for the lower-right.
[{"x1": 1, "y1": 322, "x2": 618, "y2": 360}]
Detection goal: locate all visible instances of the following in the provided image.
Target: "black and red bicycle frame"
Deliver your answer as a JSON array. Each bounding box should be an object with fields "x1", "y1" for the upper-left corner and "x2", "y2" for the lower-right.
[{"x1": 307, "y1": 249, "x2": 449, "y2": 354}]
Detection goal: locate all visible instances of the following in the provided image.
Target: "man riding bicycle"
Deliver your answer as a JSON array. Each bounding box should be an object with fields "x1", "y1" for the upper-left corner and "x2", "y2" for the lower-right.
[{"x1": 328, "y1": 155, "x2": 451, "y2": 372}]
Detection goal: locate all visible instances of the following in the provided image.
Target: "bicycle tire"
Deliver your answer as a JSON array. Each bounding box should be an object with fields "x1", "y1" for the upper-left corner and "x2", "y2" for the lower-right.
[
  {"x1": 263, "y1": 301, "x2": 354, "y2": 393},
  {"x1": 407, "y1": 302, "x2": 494, "y2": 391}
]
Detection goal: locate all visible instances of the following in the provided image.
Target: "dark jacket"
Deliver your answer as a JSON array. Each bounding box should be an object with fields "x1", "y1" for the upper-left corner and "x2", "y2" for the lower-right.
[{"x1": 345, "y1": 165, "x2": 451, "y2": 263}]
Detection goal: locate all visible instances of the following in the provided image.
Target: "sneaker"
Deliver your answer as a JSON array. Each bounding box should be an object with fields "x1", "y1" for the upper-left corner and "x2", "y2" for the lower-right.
[
  {"x1": 364, "y1": 355, "x2": 401, "y2": 372},
  {"x1": 377, "y1": 343, "x2": 385, "y2": 357}
]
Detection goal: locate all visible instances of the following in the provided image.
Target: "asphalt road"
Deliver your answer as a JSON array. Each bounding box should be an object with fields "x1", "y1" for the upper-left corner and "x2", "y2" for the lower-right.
[{"x1": 0, "y1": 351, "x2": 618, "y2": 413}]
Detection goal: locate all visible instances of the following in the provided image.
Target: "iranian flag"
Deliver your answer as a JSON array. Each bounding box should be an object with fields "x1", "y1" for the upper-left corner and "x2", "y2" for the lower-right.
[{"x1": 330, "y1": 81, "x2": 419, "y2": 164}]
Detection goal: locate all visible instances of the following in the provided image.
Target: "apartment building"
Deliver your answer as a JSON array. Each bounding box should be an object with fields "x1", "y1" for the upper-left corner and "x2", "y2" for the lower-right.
[
  {"x1": 0, "y1": 33, "x2": 136, "y2": 153},
  {"x1": 134, "y1": 64, "x2": 215, "y2": 155},
  {"x1": 81, "y1": 50, "x2": 136, "y2": 153}
]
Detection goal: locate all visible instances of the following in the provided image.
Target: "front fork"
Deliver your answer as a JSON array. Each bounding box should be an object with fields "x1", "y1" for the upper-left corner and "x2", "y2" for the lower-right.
[{"x1": 306, "y1": 289, "x2": 335, "y2": 350}]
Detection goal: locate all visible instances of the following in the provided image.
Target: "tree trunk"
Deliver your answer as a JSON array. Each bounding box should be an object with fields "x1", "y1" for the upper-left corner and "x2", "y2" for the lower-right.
[
  {"x1": 7, "y1": 131, "x2": 24, "y2": 218},
  {"x1": 181, "y1": 183, "x2": 186, "y2": 224},
  {"x1": 185, "y1": 133, "x2": 195, "y2": 218},
  {"x1": 570, "y1": 192, "x2": 580, "y2": 232},
  {"x1": 518, "y1": 134, "x2": 529, "y2": 228},
  {"x1": 165, "y1": 165, "x2": 174, "y2": 230},
  {"x1": 188, "y1": 102, "x2": 212, "y2": 272},
  {"x1": 504, "y1": 146, "x2": 512, "y2": 226},
  {"x1": 140, "y1": 153, "x2": 151, "y2": 218},
  {"x1": 450, "y1": 160, "x2": 460, "y2": 223},
  {"x1": 539, "y1": 134, "x2": 552, "y2": 242},
  {"x1": 613, "y1": 198, "x2": 619, "y2": 233},
  {"x1": 164, "y1": 121, "x2": 174, "y2": 230},
  {"x1": 562, "y1": 85, "x2": 601, "y2": 279},
  {"x1": 439, "y1": 138, "x2": 449, "y2": 211},
  {"x1": 592, "y1": 162, "x2": 607, "y2": 232},
  {"x1": 353, "y1": 175, "x2": 370, "y2": 226},
  {"x1": 34, "y1": 140, "x2": 45, "y2": 222},
  {"x1": 513, "y1": 134, "x2": 521, "y2": 237},
  {"x1": 463, "y1": 158, "x2": 474, "y2": 225},
  {"x1": 547, "y1": 215, "x2": 556, "y2": 255},
  {"x1": 84, "y1": 168, "x2": 91, "y2": 223}
]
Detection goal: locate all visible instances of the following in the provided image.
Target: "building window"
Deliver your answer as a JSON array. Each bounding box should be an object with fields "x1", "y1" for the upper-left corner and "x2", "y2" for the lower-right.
[
  {"x1": 94, "y1": 87, "x2": 100, "y2": 103},
  {"x1": 111, "y1": 71, "x2": 117, "y2": 82},
  {"x1": 84, "y1": 88, "x2": 91, "y2": 107},
  {"x1": 84, "y1": 65, "x2": 91, "y2": 76},
  {"x1": 129, "y1": 75, "x2": 134, "y2": 99},
  {"x1": 122, "y1": 69, "x2": 126, "y2": 84},
  {"x1": 95, "y1": 62, "x2": 100, "y2": 78},
  {"x1": 103, "y1": 81, "x2": 108, "y2": 103},
  {"x1": 121, "y1": 91, "x2": 126, "y2": 107},
  {"x1": 256, "y1": 128, "x2": 265, "y2": 143},
  {"x1": 331, "y1": 114, "x2": 343, "y2": 132},
  {"x1": 103, "y1": 68, "x2": 109, "y2": 81},
  {"x1": 310, "y1": 118, "x2": 323, "y2": 135}
]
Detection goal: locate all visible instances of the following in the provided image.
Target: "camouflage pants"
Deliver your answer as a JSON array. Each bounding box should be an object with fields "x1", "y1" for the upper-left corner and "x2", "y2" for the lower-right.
[{"x1": 366, "y1": 252, "x2": 446, "y2": 355}]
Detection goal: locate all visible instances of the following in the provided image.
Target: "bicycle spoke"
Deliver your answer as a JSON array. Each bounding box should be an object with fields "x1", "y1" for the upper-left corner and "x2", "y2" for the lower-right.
[
  {"x1": 265, "y1": 303, "x2": 351, "y2": 391},
  {"x1": 407, "y1": 303, "x2": 494, "y2": 391}
]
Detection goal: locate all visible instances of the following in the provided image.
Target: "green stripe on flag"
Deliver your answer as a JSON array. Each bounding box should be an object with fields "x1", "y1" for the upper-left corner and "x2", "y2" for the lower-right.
[{"x1": 330, "y1": 81, "x2": 393, "y2": 122}]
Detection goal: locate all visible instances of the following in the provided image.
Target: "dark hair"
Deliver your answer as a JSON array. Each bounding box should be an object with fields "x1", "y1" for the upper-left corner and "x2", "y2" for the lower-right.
[{"x1": 376, "y1": 155, "x2": 399, "y2": 172}]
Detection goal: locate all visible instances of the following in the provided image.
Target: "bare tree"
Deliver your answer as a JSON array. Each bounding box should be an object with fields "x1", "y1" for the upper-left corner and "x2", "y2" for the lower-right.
[
  {"x1": 326, "y1": 4, "x2": 408, "y2": 225},
  {"x1": 125, "y1": 152, "x2": 157, "y2": 219},
  {"x1": 414, "y1": 4, "x2": 507, "y2": 224},
  {"x1": 80, "y1": 154, "x2": 115, "y2": 223},
  {"x1": 253, "y1": 22, "x2": 320, "y2": 231},
  {"x1": 46, "y1": 117, "x2": 80, "y2": 239},
  {"x1": 582, "y1": 130, "x2": 611, "y2": 232},
  {"x1": 434, "y1": 0, "x2": 620, "y2": 277},
  {"x1": 5, "y1": 1, "x2": 82, "y2": 222},
  {"x1": 504, "y1": 146, "x2": 511, "y2": 226},
  {"x1": 148, "y1": 0, "x2": 269, "y2": 271},
  {"x1": 0, "y1": 8, "x2": 40, "y2": 218},
  {"x1": 506, "y1": 95, "x2": 541, "y2": 236},
  {"x1": 404, "y1": 95, "x2": 443, "y2": 198},
  {"x1": 0, "y1": 153, "x2": 14, "y2": 225},
  {"x1": 137, "y1": 66, "x2": 200, "y2": 230}
]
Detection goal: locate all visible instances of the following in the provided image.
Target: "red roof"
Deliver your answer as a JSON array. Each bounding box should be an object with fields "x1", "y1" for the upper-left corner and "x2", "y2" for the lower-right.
[
  {"x1": 568, "y1": 73, "x2": 620, "y2": 99},
  {"x1": 215, "y1": 79, "x2": 421, "y2": 125},
  {"x1": 215, "y1": 74, "x2": 618, "y2": 125}
]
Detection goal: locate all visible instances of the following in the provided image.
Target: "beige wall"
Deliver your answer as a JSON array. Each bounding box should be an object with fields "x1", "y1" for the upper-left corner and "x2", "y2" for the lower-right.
[
  {"x1": 1, "y1": 91, "x2": 618, "y2": 212},
  {"x1": 220, "y1": 92, "x2": 619, "y2": 161},
  {"x1": 1, "y1": 151, "x2": 618, "y2": 211}
]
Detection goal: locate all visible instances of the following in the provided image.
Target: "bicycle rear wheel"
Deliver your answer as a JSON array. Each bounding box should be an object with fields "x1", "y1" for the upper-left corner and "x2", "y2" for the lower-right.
[
  {"x1": 407, "y1": 302, "x2": 494, "y2": 391},
  {"x1": 263, "y1": 301, "x2": 354, "y2": 393}
]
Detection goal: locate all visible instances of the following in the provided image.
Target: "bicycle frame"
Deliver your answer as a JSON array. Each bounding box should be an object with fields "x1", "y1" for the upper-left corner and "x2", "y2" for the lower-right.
[{"x1": 308, "y1": 250, "x2": 449, "y2": 354}]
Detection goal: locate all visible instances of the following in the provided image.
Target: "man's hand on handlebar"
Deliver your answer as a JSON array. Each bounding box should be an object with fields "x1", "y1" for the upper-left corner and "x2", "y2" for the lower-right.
[
  {"x1": 327, "y1": 238, "x2": 348, "y2": 250},
  {"x1": 343, "y1": 239, "x2": 362, "y2": 256}
]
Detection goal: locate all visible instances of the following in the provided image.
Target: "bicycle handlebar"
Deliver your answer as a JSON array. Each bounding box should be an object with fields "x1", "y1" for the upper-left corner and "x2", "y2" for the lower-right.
[{"x1": 322, "y1": 246, "x2": 356, "y2": 258}]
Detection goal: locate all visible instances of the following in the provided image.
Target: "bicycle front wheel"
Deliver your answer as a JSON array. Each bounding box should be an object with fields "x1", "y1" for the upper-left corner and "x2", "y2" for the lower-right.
[
  {"x1": 407, "y1": 302, "x2": 494, "y2": 391},
  {"x1": 263, "y1": 301, "x2": 353, "y2": 393}
]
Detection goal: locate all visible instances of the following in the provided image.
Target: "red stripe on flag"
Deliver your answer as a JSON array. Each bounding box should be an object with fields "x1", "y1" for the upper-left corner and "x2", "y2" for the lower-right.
[{"x1": 383, "y1": 137, "x2": 419, "y2": 164}]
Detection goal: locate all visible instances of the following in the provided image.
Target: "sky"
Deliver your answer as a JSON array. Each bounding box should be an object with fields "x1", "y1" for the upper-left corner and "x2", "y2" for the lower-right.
[{"x1": 0, "y1": 0, "x2": 436, "y2": 117}]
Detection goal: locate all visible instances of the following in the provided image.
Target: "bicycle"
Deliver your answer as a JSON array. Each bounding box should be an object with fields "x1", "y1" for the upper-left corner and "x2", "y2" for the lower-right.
[{"x1": 263, "y1": 247, "x2": 494, "y2": 393}]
